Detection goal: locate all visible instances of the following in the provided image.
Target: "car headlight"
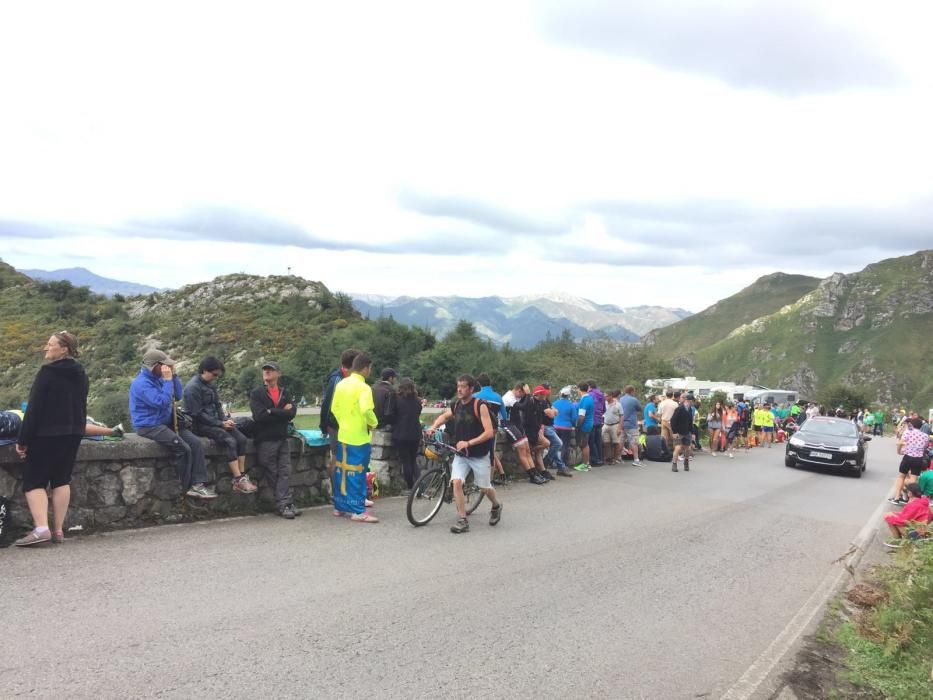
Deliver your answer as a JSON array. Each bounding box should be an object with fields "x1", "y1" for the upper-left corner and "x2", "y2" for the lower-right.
[
  {"x1": 789, "y1": 436, "x2": 805, "y2": 447},
  {"x1": 839, "y1": 445, "x2": 858, "y2": 453}
]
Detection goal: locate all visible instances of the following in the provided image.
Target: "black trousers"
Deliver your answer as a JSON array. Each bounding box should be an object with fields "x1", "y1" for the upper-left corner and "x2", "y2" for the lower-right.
[{"x1": 395, "y1": 438, "x2": 420, "y2": 489}]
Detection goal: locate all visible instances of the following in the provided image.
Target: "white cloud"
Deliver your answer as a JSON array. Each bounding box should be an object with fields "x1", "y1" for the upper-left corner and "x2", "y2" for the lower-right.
[{"x1": 1, "y1": 0, "x2": 931, "y2": 312}]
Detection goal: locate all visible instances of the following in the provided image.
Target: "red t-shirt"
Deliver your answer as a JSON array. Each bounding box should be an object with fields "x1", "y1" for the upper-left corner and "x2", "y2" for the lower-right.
[{"x1": 267, "y1": 386, "x2": 281, "y2": 406}]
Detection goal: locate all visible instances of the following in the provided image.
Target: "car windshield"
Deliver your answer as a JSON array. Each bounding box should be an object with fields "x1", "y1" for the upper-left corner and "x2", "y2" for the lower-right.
[{"x1": 799, "y1": 421, "x2": 857, "y2": 438}]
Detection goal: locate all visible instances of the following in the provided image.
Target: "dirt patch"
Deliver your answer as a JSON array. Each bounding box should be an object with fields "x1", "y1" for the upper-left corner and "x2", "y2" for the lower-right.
[{"x1": 845, "y1": 583, "x2": 888, "y2": 608}]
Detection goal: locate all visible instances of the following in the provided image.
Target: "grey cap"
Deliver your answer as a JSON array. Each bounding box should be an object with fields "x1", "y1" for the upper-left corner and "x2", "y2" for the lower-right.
[
  {"x1": 142, "y1": 349, "x2": 175, "y2": 370},
  {"x1": 261, "y1": 361, "x2": 281, "y2": 371}
]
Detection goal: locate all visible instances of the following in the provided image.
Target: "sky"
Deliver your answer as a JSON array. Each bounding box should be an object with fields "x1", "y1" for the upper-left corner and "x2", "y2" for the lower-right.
[{"x1": 1, "y1": 0, "x2": 931, "y2": 311}]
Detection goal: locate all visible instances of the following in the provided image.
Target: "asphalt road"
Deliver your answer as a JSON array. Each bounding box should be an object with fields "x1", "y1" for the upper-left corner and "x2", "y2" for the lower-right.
[{"x1": 3, "y1": 438, "x2": 896, "y2": 699}]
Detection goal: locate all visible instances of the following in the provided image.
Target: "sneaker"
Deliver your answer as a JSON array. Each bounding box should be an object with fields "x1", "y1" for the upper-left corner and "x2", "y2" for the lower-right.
[
  {"x1": 110, "y1": 423, "x2": 125, "y2": 438},
  {"x1": 728, "y1": 453, "x2": 734, "y2": 459},
  {"x1": 365, "y1": 499, "x2": 374, "y2": 508},
  {"x1": 557, "y1": 469, "x2": 573, "y2": 478},
  {"x1": 711, "y1": 452, "x2": 717, "y2": 457},
  {"x1": 684, "y1": 461, "x2": 690, "y2": 472},
  {"x1": 290, "y1": 505, "x2": 302, "y2": 517},
  {"x1": 233, "y1": 475, "x2": 258, "y2": 494},
  {"x1": 279, "y1": 505, "x2": 296, "y2": 520},
  {"x1": 187, "y1": 484, "x2": 218, "y2": 500},
  {"x1": 574, "y1": 463, "x2": 590, "y2": 472},
  {"x1": 895, "y1": 498, "x2": 909, "y2": 506},
  {"x1": 887, "y1": 497, "x2": 901, "y2": 505},
  {"x1": 14, "y1": 529, "x2": 51, "y2": 546},
  {"x1": 883, "y1": 538, "x2": 903, "y2": 550},
  {"x1": 451, "y1": 517, "x2": 470, "y2": 534},
  {"x1": 52, "y1": 530, "x2": 65, "y2": 544},
  {"x1": 529, "y1": 472, "x2": 547, "y2": 485},
  {"x1": 489, "y1": 504, "x2": 502, "y2": 526},
  {"x1": 540, "y1": 470, "x2": 555, "y2": 481},
  {"x1": 671, "y1": 463, "x2": 679, "y2": 473},
  {"x1": 631, "y1": 460, "x2": 643, "y2": 468},
  {"x1": 491, "y1": 477, "x2": 505, "y2": 486}
]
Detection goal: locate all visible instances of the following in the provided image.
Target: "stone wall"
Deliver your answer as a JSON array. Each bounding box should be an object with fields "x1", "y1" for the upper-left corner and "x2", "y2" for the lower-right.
[
  {"x1": 0, "y1": 431, "x2": 408, "y2": 533},
  {"x1": 0, "y1": 428, "x2": 581, "y2": 534}
]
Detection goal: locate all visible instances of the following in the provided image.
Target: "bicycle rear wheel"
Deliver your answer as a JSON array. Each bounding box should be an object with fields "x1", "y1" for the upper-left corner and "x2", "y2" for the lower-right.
[
  {"x1": 406, "y1": 468, "x2": 447, "y2": 526},
  {"x1": 464, "y1": 472, "x2": 485, "y2": 515}
]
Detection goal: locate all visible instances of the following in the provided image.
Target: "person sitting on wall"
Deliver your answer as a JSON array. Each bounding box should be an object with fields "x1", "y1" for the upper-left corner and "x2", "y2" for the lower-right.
[
  {"x1": 130, "y1": 350, "x2": 217, "y2": 500},
  {"x1": 184, "y1": 356, "x2": 257, "y2": 494}
]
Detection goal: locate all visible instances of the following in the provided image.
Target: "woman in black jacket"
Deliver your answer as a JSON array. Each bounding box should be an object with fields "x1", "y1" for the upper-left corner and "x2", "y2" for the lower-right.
[
  {"x1": 15, "y1": 331, "x2": 89, "y2": 546},
  {"x1": 392, "y1": 378, "x2": 424, "y2": 490}
]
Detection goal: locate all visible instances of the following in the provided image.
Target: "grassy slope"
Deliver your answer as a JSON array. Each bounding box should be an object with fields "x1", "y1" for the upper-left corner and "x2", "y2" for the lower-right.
[
  {"x1": 693, "y1": 251, "x2": 933, "y2": 406},
  {"x1": 645, "y1": 272, "x2": 822, "y2": 360},
  {"x1": 0, "y1": 265, "x2": 356, "y2": 411}
]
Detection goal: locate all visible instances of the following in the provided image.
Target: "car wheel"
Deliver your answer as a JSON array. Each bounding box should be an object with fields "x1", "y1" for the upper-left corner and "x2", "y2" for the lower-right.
[
  {"x1": 785, "y1": 455, "x2": 795, "y2": 468},
  {"x1": 853, "y1": 464, "x2": 863, "y2": 478}
]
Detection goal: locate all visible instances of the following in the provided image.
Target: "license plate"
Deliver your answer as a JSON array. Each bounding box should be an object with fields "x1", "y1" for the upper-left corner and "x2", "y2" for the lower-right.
[{"x1": 810, "y1": 451, "x2": 833, "y2": 459}]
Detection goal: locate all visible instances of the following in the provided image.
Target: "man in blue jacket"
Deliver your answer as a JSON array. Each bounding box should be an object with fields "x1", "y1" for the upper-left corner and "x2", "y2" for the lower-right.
[{"x1": 130, "y1": 349, "x2": 216, "y2": 499}]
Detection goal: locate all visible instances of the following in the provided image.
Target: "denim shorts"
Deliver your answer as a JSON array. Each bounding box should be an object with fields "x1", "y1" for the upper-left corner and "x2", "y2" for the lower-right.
[{"x1": 451, "y1": 454, "x2": 492, "y2": 489}]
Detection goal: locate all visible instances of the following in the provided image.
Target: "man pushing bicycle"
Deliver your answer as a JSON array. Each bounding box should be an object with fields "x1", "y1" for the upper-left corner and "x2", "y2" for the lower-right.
[{"x1": 428, "y1": 373, "x2": 503, "y2": 534}]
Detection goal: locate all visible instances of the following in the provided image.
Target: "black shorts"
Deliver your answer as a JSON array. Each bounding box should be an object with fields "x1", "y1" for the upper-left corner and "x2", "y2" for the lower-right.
[
  {"x1": 675, "y1": 434, "x2": 692, "y2": 447},
  {"x1": 526, "y1": 430, "x2": 540, "y2": 447},
  {"x1": 501, "y1": 424, "x2": 527, "y2": 446},
  {"x1": 22, "y1": 435, "x2": 83, "y2": 492},
  {"x1": 899, "y1": 455, "x2": 927, "y2": 476}
]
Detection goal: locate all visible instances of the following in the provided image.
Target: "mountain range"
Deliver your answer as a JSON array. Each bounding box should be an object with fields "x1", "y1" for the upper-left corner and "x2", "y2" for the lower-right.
[
  {"x1": 19, "y1": 267, "x2": 160, "y2": 297},
  {"x1": 351, "y1": 293, "x2": 692, "y2": 348},
  {"x1": 15, "y1": 266, "x2": 693, "y2": 347}
]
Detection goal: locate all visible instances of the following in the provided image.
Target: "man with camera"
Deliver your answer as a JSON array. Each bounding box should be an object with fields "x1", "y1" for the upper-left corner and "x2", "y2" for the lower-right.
[{"x1": 130, "y1": 349, "x2": 217, "y2": 499}]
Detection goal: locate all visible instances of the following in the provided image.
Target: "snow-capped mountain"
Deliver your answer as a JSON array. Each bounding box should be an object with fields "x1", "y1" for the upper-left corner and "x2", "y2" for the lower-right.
[{"x1": 348, "y1": 292, "x2": 692, "y2": 348}]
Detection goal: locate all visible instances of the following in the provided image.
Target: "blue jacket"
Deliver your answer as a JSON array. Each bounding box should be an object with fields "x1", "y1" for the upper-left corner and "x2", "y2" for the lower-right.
[
  {"x1": 319, "y1": 367, "x2": 344, "y2": 433},
  {"x1": 129, "y1": 367, "x2": 183, "y2": 428}
]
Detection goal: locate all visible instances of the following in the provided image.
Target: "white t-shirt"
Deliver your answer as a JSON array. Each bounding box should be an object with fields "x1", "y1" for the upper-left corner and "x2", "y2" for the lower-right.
[{"x1": 659, "y1": 398, "x2": 678, "y2": 421}]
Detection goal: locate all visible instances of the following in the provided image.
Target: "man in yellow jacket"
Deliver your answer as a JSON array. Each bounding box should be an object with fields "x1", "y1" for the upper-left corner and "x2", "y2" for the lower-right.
[{"x1": 330, "y1": 352, "x2": 379, "y2": 522}]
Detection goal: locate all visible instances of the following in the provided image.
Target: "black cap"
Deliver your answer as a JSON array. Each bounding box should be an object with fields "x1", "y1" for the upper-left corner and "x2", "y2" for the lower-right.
[
  {"x1": 685, "y1": 393, "x2": 696, "y2": 401},
  {"x1": 261, "y1": 361, "x2": 281, "y2": 371},
  {"x1": 381, "y1": 368, "x2": 397, "y2": 380}
]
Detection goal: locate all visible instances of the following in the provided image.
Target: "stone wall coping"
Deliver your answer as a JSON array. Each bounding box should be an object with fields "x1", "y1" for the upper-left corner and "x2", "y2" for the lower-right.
[{"x1": 0, "y1": 433, "x2": 326, "y2": 467}]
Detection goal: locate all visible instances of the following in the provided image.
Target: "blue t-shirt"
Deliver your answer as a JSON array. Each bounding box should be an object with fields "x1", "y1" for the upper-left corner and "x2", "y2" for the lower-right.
[
  {"x1": 552, "y1": 398, "x2": 576, "y2": 429},
  {"x1": 577, "y1": 394, "x2": 595, "y2": 432},
  {"x1": 620, "y1": 394, "x2": 642, "y2": 429},
  {"x1": 644, "y1": 401, "x2": 658, "y2": 428}
]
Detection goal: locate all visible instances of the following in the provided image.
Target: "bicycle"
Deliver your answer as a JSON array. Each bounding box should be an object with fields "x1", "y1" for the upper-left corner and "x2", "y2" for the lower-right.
[{"x1": 406, "y1": 431, "x2": 485, "y2": 527}]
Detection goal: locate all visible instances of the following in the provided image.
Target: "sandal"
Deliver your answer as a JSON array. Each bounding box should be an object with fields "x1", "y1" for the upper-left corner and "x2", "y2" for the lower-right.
[{"x1": 350, "y1": 512, "x2": 379, "y2": 523}]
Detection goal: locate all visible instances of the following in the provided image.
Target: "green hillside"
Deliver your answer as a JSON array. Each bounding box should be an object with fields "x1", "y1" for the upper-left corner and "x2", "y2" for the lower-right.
[
  {"x1": 691, "y1": 251, "x2": 933, "y2": 407},
  {"x1": 642, "y1": 272, "x2": 822, "y2": 363},
  {"x1": 0, "y1": 260, "x2": 675, "y2": 427}
]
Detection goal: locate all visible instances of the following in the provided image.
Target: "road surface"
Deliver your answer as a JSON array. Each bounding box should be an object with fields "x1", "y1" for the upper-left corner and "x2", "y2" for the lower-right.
[{"x1": 4, "y1": 438, "x2": 895, "y2": 698}]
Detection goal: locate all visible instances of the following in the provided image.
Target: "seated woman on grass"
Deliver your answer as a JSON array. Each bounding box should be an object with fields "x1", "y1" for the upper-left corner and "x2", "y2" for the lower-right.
[{"x1": 883, "y1": 483, "x2": 931, "y2": 549}]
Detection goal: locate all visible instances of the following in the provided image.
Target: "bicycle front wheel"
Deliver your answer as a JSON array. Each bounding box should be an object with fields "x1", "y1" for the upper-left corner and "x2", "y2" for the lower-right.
[{"x1": 406, "y1": 468, "x2": 447, "y2": 527}]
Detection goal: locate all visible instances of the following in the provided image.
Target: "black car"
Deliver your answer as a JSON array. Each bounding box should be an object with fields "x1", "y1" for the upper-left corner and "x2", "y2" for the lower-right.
[{"x1": 785, "y1": 416, "x2": 870, "y2": 477}]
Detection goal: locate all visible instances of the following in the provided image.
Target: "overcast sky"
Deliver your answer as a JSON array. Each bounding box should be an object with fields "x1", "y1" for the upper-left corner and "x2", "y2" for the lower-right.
[{"x1": 1, "y1": 0, "x2": 931, "y2": 311}]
